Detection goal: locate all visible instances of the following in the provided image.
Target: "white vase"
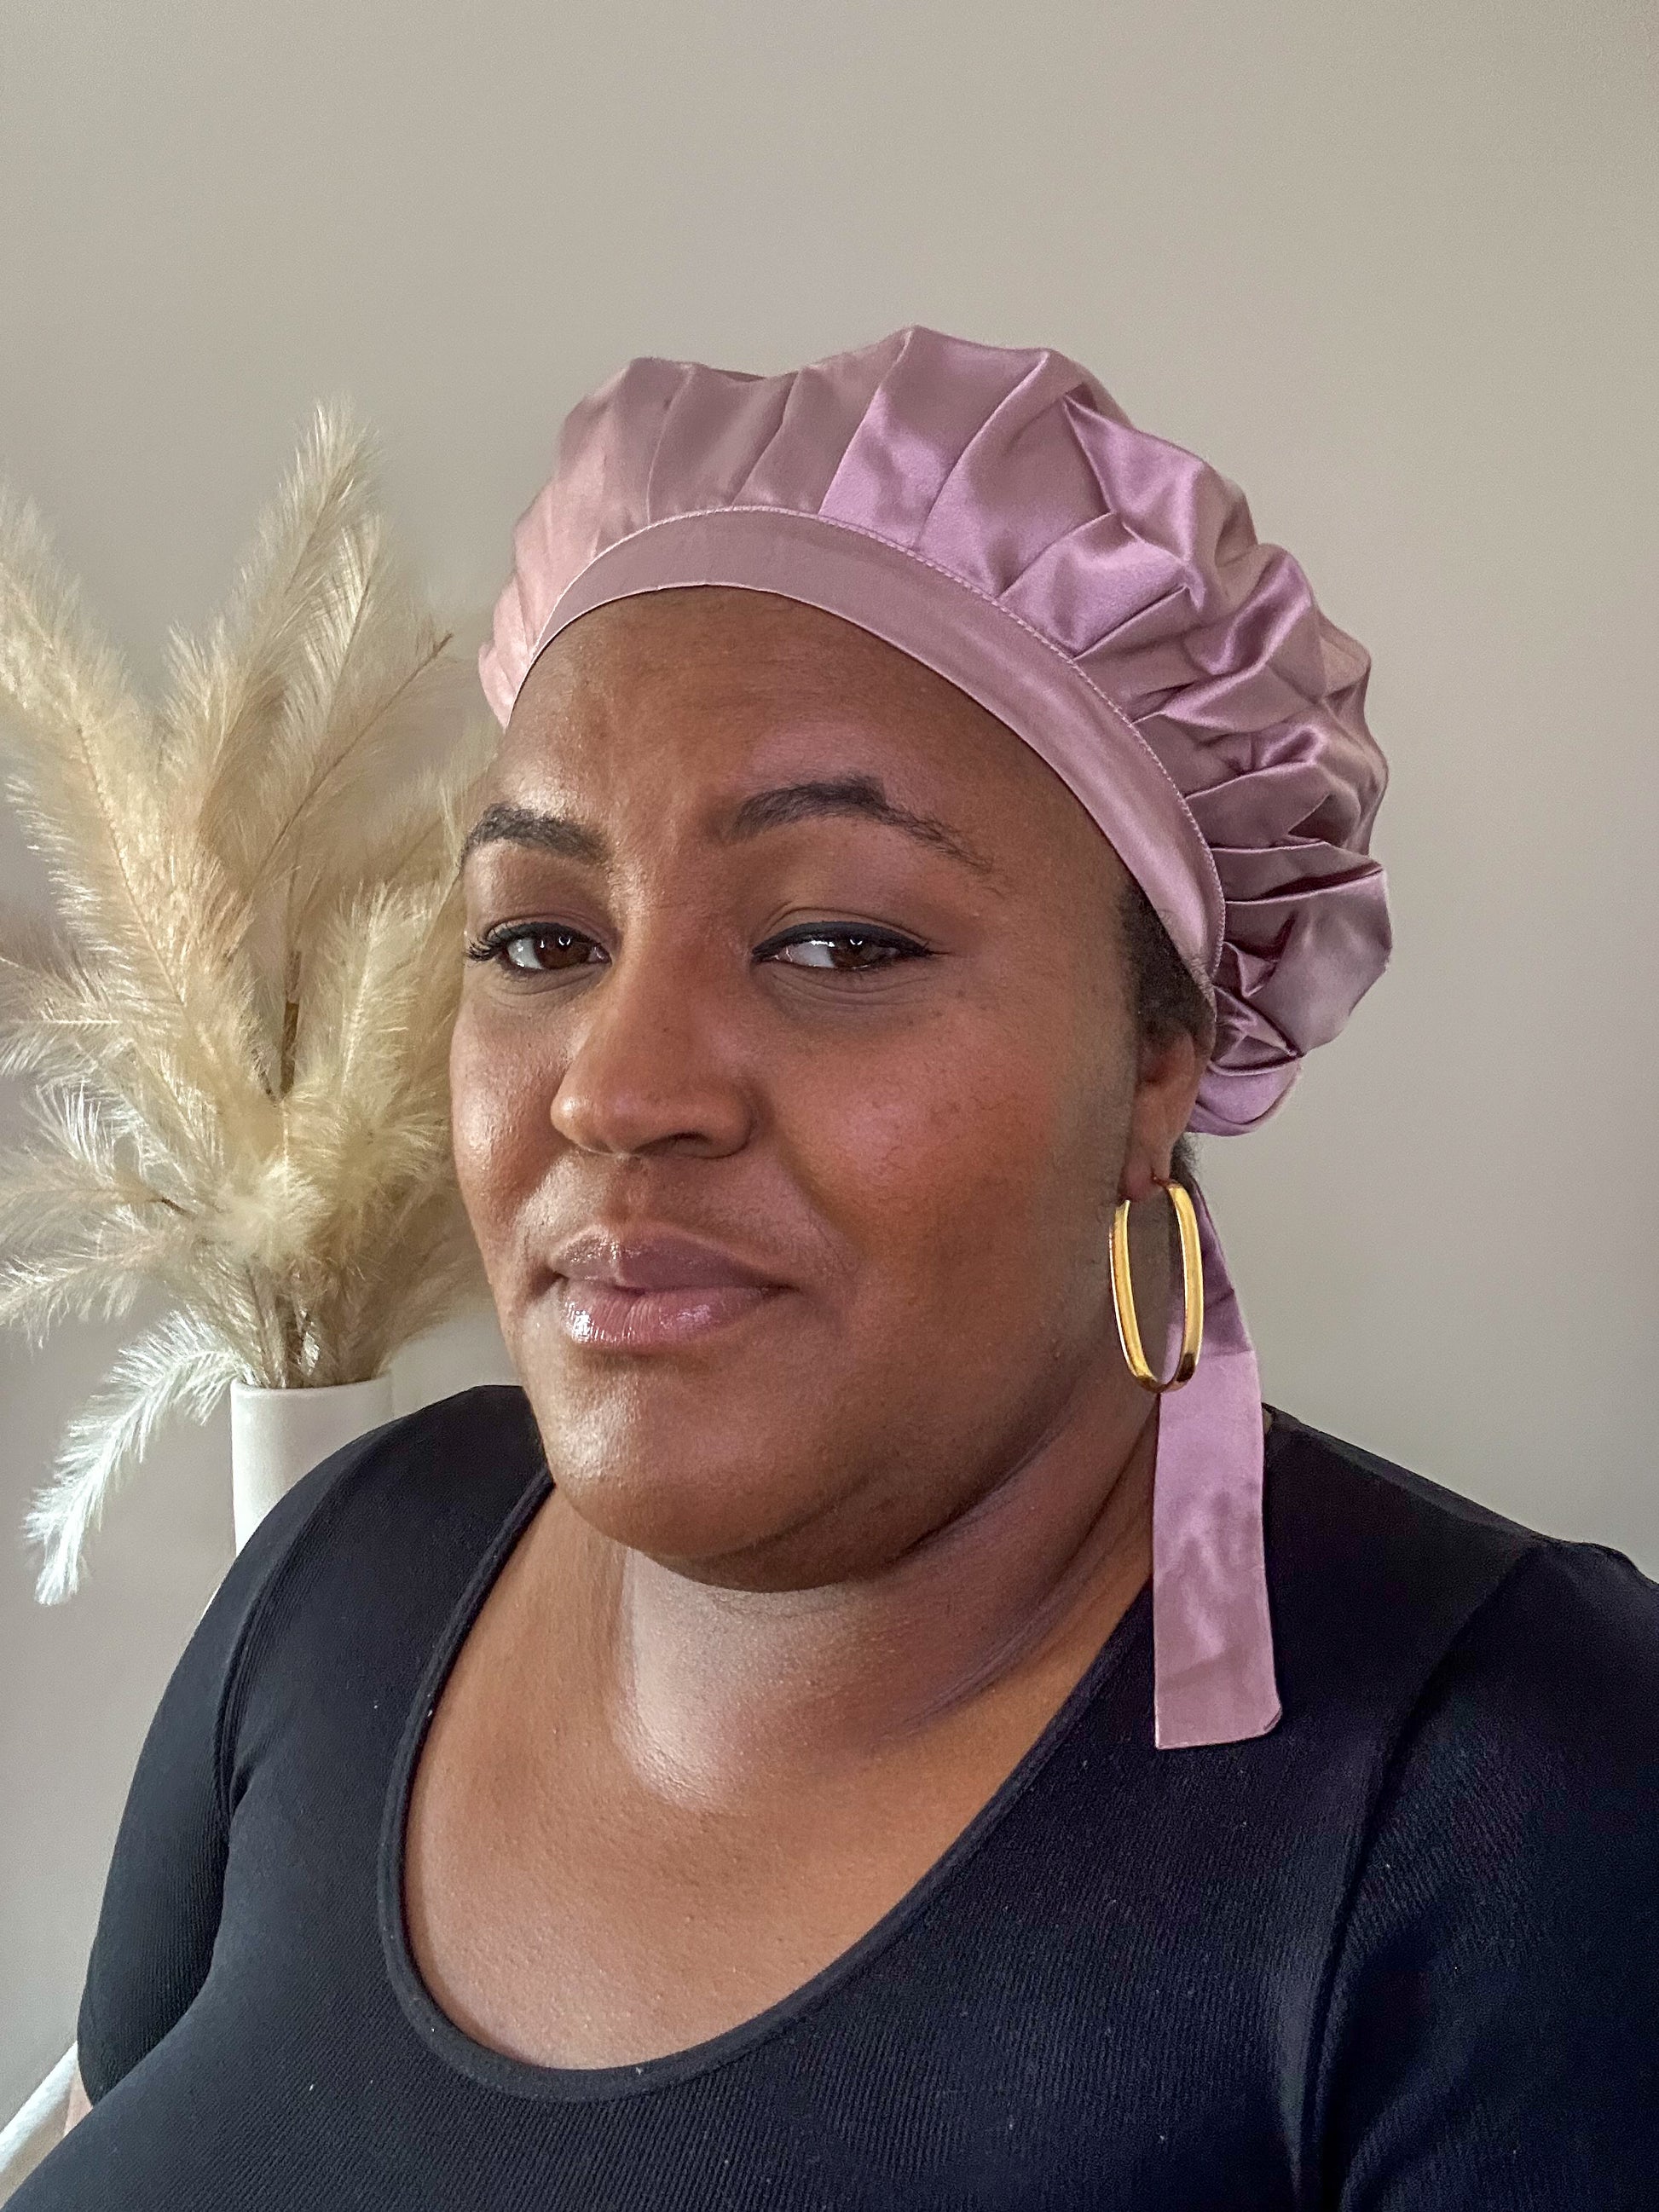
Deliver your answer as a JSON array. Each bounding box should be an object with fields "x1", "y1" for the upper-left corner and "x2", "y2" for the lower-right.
[{"x1": 228, "y1": 1376, "x2": 396, "y2": 1551}]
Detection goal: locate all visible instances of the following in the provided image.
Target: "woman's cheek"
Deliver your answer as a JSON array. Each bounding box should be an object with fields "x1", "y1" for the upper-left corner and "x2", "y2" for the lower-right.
[
  {"x1": 799, "y1": 1040, "x2": 1044, "y2": 1262},
  {"x1": 449, "y1": 1002, "x2": 558, "y2": 1231}
]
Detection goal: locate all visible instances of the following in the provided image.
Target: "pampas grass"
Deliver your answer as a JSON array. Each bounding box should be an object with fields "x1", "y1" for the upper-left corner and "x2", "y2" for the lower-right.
[{"x1": 0, "y1": 407, "x2": 497, "y2": 1601}]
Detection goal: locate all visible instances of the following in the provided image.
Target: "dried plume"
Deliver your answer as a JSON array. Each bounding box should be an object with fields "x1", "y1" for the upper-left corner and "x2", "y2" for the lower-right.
[{"x1": 0, "y1": 408, "x2": 498, "y2": 1600}]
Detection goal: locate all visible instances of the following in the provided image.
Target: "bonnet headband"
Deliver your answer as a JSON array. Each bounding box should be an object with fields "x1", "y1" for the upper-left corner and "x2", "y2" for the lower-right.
[{"x1": 481, "y1": 325, "x2": 1391, "y2": 1748}]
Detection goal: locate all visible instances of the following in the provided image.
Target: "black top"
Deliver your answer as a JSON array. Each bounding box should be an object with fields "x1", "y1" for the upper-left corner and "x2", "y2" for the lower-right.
[{"x1": 19, "y1": 1386, "x2": 1659, "y2": 2209}]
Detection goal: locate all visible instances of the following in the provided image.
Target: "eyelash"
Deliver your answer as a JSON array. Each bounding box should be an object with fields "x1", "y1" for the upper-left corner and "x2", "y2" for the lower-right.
[{"x1": 463, "y1": 919, "x2": 931, "y2": 979}]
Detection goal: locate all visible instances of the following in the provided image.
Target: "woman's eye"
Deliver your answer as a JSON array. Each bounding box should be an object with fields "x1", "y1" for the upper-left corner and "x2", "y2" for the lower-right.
[
  {"x1": 466, "y1": 925, "x2": 603, "y2": 974},
  {"x1": 466, "y1": 921, "x2": 929, "y2": 979},
  {"x1": 760, "y1": 926, "x2": 928, "y2": 974}
]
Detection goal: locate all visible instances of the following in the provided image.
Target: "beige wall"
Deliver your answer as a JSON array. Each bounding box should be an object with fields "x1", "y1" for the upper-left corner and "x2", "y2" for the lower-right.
[{"x1": 2, "y1": 0, "x2": 1655, "y2": 2117}]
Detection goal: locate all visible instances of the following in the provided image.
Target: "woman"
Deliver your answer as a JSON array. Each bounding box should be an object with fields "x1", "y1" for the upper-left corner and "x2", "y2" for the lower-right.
[{"x1": 27, "y1": 328, "x2": 1659, "y2": 2207}]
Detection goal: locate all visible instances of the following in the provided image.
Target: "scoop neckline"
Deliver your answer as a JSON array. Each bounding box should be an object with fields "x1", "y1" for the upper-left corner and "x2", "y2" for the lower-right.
[{"x1": 377, "y1": 1451, "x2": 1153, "y2": 2106}]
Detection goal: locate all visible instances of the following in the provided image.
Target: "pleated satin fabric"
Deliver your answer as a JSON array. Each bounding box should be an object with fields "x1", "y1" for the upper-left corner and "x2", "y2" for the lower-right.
[{"x1": 479, "y1": 326, "x2": 1392, "y2": 1747}]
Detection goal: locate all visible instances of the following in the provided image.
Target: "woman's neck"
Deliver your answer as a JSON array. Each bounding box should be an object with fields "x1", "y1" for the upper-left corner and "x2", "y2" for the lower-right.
[{"x1": 540, "y1": 1364, "x2": 1158, "y2": 1807}]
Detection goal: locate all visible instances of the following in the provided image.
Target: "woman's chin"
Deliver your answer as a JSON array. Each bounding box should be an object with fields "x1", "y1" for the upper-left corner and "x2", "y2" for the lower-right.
[{"x1": 534, "y1": 1458, "x2": 841, "y2": 1584}]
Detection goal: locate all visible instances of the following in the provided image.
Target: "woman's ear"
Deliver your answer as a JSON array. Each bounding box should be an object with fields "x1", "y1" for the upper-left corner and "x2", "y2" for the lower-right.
[{"x1": 1119, "y1": 1026, "x2": 1208, "y2": 1202}]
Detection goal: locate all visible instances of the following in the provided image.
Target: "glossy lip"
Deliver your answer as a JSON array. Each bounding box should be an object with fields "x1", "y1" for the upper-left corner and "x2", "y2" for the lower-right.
[
  {"x1": 546, "y1": 1224, "x2": 789, "y2": 1353},
  {"x1": 548, "y1": 1225, "x2": 783, "y2": 1292},
  {"x1": 553, "y1": 1278, "x2": 782, "y2": 1352}
]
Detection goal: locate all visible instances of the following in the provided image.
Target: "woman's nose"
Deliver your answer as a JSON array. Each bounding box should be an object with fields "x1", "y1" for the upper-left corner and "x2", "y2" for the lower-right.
[{"x1": 547, "y1": 931, "x2": 754, "y2": 1160}]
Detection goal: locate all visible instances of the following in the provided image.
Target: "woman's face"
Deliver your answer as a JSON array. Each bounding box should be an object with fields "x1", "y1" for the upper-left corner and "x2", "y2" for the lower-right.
[{"x1": 452, "y1": 587, "x2": 1202, "y2": 1589}]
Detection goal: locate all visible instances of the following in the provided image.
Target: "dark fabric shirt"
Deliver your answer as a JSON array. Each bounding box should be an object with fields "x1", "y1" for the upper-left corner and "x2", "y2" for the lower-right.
[{"x1": 17, "y1": 1386, "x2": 1659, "y2": 2209}]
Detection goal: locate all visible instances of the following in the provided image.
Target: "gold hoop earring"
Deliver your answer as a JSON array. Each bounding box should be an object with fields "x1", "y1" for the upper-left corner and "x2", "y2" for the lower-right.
[{"x1": 1110, "y1": 1175, "x2": 1204, "y2": 1393}]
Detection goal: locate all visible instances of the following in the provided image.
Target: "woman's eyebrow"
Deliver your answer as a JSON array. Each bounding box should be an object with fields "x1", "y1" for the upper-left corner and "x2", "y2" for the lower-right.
[
  {"x1": 459, "y1": 780, "x2": 997, "y2": 881},
  {"x1": 718, "y1": 777, "x2": 996, "y2": 879},
  {"x1": 459, "y1": 801, "x2": 606, "y2": 871}
]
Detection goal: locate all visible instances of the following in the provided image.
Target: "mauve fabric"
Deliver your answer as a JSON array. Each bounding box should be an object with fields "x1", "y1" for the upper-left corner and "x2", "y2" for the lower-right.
[
  {"x1": 24, "y1": 1388, "x2": 1659, "y2": 2209},
  {"x1": 479, "y1": 329, "x2": 1390, "y2": 1139},
  {"x1": 475, "y1": 328, "x2": 1393, "y2": 1747}
]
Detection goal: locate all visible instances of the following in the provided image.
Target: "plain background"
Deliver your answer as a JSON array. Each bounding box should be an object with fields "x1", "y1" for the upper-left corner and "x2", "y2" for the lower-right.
[{"x1": 2, "y1": 0, "x2": 1655, "y2": 2121}]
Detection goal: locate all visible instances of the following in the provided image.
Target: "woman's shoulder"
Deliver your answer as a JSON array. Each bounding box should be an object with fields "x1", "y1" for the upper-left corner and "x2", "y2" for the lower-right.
[
  {"x1": 1276, "y1": 1420, "x2": 1659, "y2": 2191},
  {"x1": 1261, "y1": 1406, "x2": 1659, "y2": 1760},
  {"x1": 232, "y1": 1380, "x2": 544, "y2": 1585},
  {"x1": 198, "y1": 1383, "x2": 547, "y2": 1712}
]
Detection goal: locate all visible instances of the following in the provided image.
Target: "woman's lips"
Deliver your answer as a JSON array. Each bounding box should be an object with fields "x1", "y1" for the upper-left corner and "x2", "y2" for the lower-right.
[
  {"x1": 553, "y1": 1277, "x2": 782, "y2": 1350},
  {"x1": 545, "y1": 1222, "x2": 790, "y2": 1349}
]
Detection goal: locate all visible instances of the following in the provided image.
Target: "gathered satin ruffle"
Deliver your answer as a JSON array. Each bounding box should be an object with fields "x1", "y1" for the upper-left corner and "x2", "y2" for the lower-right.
[
  {"x1": 482, "y1": 328, "x2": 1390, "y2": 1143},
  {"x1": 479, "y1": 326, "x2": 1392, "y2": 1748}
]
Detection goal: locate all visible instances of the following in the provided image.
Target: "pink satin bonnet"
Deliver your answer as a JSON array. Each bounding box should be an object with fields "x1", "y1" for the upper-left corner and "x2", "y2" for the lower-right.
[{"x1": 480, "y1": 326, "x2": 1392, "y2": 1750}]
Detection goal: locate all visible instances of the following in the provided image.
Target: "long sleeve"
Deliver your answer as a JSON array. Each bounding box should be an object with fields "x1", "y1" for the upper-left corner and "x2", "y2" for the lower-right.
[
  {"x1": 1315, "y1": 1539, "x2": 1659, "y2": 2209},
  {"x1": 75, "y1": 1448, "x2": 343, "y2": 2102}
]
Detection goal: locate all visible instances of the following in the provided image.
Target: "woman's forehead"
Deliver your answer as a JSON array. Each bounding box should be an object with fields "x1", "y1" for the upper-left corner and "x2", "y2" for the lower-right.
[
  {"x1": 517, "y1": 585, "x2": 976, "y2": 722},
  {"x1": 497, "y1": 586, "x2": 1094, "y2": 854}
]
